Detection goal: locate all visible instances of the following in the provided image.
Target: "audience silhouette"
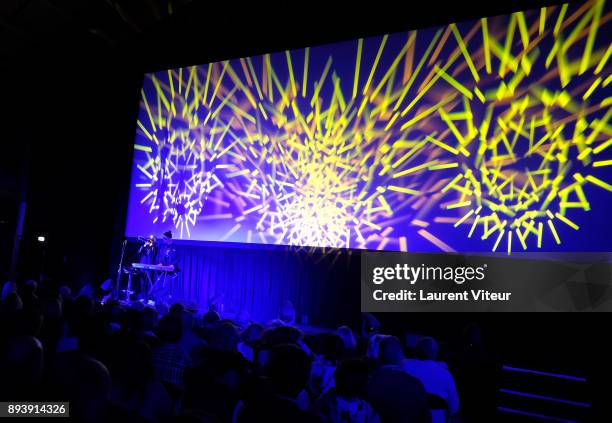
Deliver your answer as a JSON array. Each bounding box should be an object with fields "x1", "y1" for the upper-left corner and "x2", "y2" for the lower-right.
[{"x1": 0, "y1": 278, "x2": 473, "y2": 423}]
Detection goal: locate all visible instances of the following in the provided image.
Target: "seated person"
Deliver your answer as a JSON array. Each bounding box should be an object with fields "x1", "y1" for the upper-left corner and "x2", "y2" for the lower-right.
[
  {"x1": 309, "y1": 333, "x2": 344, "y2": 398},
  {"x1": 365, "y1": 336, "x2": 431, "y2": 423},
  {"x1": 151, "y1": 314, "x2": 191, "y2": 390},
  {"x1": 316, "y1": 358, "x2": 380, "y2": 423},
  {"x1": 236, "y1": 343, "x2": 321, "y2": 422},
  {"x1": 402, "y1": 337, "x2": 459, "y2": 423}
]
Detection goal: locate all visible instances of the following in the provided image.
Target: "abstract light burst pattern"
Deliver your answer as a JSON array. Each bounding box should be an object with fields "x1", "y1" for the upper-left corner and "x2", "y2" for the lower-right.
[
  {"x1": 220, "y1": 52, "x2": 447, "y2": 250},
  {"x1": 426, "y1": 0, "x2": 612, "y2": 252},
  {"x1": 132, "y1": 69, "x2": 227, "y2": 238},
  {"x1": 127, "y1": 0, "x2": 612, "y2": 253}
]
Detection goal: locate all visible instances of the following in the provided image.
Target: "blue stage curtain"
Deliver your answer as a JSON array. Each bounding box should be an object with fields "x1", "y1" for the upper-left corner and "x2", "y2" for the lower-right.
[{"x1": 168, "y1": 243, "x2": 360, "y2": 326}]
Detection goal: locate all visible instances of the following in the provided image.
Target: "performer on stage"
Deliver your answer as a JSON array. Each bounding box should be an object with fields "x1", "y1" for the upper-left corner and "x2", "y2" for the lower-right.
[
  {"x1": 134, "y1": 235, "x2": 157, "y2": 301},
  {"x1": 148, "y1": 230, "x2": 178, "y2": 303},
  {"x1": 158, "y1": 230, "x2": 178, "y2": 270},
  {"x1": 125, "y1": 232, "x2": 179, "y2": 304},
  {"x1": 138, "y1": 234, "x2": 158, "y2": 264}
]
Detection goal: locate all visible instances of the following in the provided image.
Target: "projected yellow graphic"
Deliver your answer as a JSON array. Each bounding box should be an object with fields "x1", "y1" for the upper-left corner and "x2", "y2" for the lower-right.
[{"x1": 128, "y1": 0, "x2": 612, "y2": 253}]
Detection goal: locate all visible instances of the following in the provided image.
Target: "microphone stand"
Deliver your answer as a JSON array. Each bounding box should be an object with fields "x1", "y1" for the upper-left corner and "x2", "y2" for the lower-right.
[{"x1": 116, "y1": 239, "x2": 127, "y2": 300}]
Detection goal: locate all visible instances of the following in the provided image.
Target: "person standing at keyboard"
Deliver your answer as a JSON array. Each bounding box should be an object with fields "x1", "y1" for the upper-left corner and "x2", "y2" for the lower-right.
[
  {"x1": 135, "y1": 235, "x2": 158, "y2": 302},
  {"x1": 138, "y1": 234, "x2": 158, "y2": 265},
  {"x1": 158, "y1": 231, "x2": 178, "y2": 270},
  {"x1": 150, "y1": 231, "x2": 178, "y2": 303}
]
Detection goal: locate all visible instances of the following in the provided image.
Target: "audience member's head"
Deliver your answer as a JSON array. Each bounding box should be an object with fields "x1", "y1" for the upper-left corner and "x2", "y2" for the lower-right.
[
  {"x1": 208, "y1": 301, "x2": 220, "y2": 313},
  {"x1": 76, "y1": 314, "x2": 111, "y2": 358},
  {"x1": 122, "y1": 308, "x2": 145, "y2": 335},
  {"x1": 241, "y1": 323, "x2": 264, "y2": 344},
  {"x1": 262, "y1": 325, "x2": 303, "y2": 347},
  {"x1": 0, "y1": 335, "x2": 44, "y2": 398},
  {"x1": 41, "y1": 296, "x2": 62, "y2": 320},
  {"x1": 1, "y1": 292, "x2": 23, "y2": 312},
  {"x1": 15, "y1": 309, "x2": 43, "y2": 337},
  {"x1": 334, "y1": 358, "x2": 370, "y2": 399},
  {"x1": 99, "y1": 278, "x2": 113, "y2": 291},
  {"x1": 209, "y1": 321, "x2": 239, "y2": 351},
  {"x1": 77, "y1": 283, "x2": 96, "y2": 299},
  {"x1": 107, "y1": 303, "x2": 126, "y2": 324},
  {"x1": 155, "y1": 303, "x2": 169, "y2": 317},
  {"x1": 235, "y1": 309, "x2": 251, "y2": 328},
  {"x1": 112, "y1": 340, "x2": 153, "y2": 386},
  {"x1": 157, "y1": 314, "x2": 183, "y2": 344},
  {"x1": 170, "y1": 303, "x2": 185, "y2": 317},
  {"x1": 50, "y1": 353, "x2": 112, "y2": 423},
  {"x1": 74, "y1": 295, "x2": 94, "y2": 318},
  {"x1": 264, "y1": 343, "x2": 311, "y2": 398},
  {"x1": 337, "y1": 325, "x2": 357, "y2": 351},
  {"x1": 265, "y1": 319, "x2": 286, "y2": 329},
  {"x1": 185, "y1": 349, "x2": 248, "y2": 399},
  {"x1": 18, "y1": 281, "x2": 39, "y2": 308},
  {"x1": 24, "y1": 279, "x2": 38, "y2": 294},
  {"x1": 142, "y1": 306, "x2": 158, "y2": 331},
  {"x1": 1, "y1": 281, "x2": 17, "y2": 301},
  {"x1": 317, "y1": 333, "x2": 344, "y2": 363},
  {"x1": 361, "y1": 313, "x2": 380, "y2": 337},
  {"x1": 366, "y1": 334, "x2": 387, "y2": 361},
  {"x1": 202, "y1": 310, "x2": 221, "y2": 326},
  {"x1": 378, "y1": 336, "x2": 405, "y2": 366},
  {"x1": 59, "y1": 285, "x2": 73, "y2": 301},
  {"x1": 130, "y1": 300, "x2": 145, "y2": 311},
  {"x1": 415, "y1": 336, "x2": 439, "y2": 361},
  {"x1": 278, "y1": 300, "x2": 296, "y2": 325}
]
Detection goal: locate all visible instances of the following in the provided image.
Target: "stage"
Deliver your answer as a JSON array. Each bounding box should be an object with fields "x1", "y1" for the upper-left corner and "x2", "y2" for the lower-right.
[{"x1": 119, "y1": 241, "x2": 362, "y2": 328}]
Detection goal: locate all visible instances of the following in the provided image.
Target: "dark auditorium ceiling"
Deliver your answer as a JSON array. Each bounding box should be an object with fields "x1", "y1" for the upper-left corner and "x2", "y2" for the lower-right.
[
  {"x1": 0, "y1": 0, "x2": 191, "y2": 69},
  {"x1": 1, "y1": 0, "x2": 574, "y2": 71}
]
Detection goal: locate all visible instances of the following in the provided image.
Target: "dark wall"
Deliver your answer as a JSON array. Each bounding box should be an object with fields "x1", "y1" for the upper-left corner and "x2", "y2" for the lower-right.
[{"x1": 7, "y1": 54, "x2": 140, "y2": 285}]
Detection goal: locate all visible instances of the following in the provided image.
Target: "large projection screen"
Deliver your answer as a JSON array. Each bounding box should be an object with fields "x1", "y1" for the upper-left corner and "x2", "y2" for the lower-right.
[{"x1": 126, "y1": 0, "x2": 612, "y2": 253}]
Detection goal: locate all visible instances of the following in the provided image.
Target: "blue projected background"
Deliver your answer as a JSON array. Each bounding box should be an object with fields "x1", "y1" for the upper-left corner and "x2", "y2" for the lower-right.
[{"x1": 126, "y1": 0, "x2": 612, "y2": 253}]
